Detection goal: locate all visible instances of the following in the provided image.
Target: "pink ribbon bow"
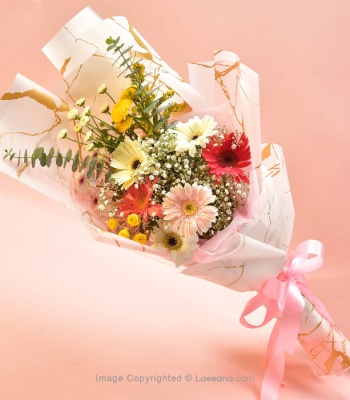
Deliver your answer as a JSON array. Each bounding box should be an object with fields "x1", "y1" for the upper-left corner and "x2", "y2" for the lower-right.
[{"x1": 240, "y1": 240, "x2": 333, "y2": 400}]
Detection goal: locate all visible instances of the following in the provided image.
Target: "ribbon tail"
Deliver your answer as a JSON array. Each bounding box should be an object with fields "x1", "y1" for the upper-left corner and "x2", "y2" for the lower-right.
[{"x1": 260, "y1": 320, "x2": 285, "y2": 400}]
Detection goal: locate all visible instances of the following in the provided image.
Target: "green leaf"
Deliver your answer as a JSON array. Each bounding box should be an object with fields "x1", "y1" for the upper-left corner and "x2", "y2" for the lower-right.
[
  {"x1": 64, "y1": 149, "x2": 73, "y2": 168},
  {"x1": 9, "y1": 153, "x2": 15, "y2": 161},
  {"x1": 96, "y1": 160, "x2": 105, "y2": 179},
  {"x1": 47, "y1": 154, "x2": 52, "y2": 167},
  {"x1": 33, "y1": 147, "x2": 44, "y2": 159},
  {"x1": 17, "y1": 149, "x2": 21, "y2": 167},
  {"x1": 154, "y1": 117, "x2": 168, "y2": 131},
  {"x1": 31, "y1": 156, "x2": 36, "y2": 168},
  {"x1": 145, "y1": 85, "x2": 162, "y2": 98},
  {"x1": 46, "y1": 148, "x2": 54, "y2": 168},
  {"x1": 66, "y1": 149, "x2": 73, "y2": 162},
  {"x1": 105, "y1": 170, "x2": 113, "y2": 182},
  {"x1": 166, "y1": 122, "x2": 178, "y2": 130},
  {"x1": 40, "y1": 153, "x2": 47, "y2": 167},
  {"x1": 72, "y1": 151, "x2": 80, "y2": 173},
  {"x1": 87, "y1": 158, "x2": 98, "y2": 178},
  {"x1": 153, "y1": 104, "x2": 170, "y2": 116},
  {"x1": 82, "y1": 155, "x2": 91, "y2": 169},
  {"x1": 144, "y1": 99, "x2": 160, "y2": 114},
  {"x1": 119, "y1": 57, "x2": 132, "y2": 67},
  {"x1": 24, "y1": 150, "x2": 28, "y2": 164},
  {"x1": 56, "y1": 151, "x2": 63, "y2": 167},
  {"x1": 134, "y1": 84, "x2": 149, "y2": 96}
]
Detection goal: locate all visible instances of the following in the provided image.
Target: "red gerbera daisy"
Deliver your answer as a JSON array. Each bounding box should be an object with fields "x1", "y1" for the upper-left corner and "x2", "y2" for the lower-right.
[
  {"x1": 117, "y1": 179, "x2": 163, "y2": 221},
  {"x1": 202, "y1": 132, "x2": 252, "y2": 183}
]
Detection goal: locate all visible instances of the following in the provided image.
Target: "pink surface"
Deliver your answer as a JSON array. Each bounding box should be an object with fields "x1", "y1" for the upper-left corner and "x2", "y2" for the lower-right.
[{"x1": 1, "y1": 1, "x2": 350, "y2": 399}]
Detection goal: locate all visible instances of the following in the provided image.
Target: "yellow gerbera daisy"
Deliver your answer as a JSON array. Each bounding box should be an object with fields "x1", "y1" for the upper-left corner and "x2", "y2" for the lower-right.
[
  {"x1": 110, "y1": 137, "x2": 146, "y2": 189},
  {"x1": 111, "y1": 99, "x2": 132, "y2": 123}
]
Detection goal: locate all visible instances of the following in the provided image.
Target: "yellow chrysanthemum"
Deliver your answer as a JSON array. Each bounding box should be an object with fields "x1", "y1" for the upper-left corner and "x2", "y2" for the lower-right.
[
  {"x1": 127, "y1": 214, "x2": 141, "y2": 227},
  {"x1": 110, "y1": 136, "x2": 146, "y2": 189},
  {"x1": 116, "y1": 116, "x2": 133, "y2": 133},
  {"x1": 118, "y1": 229, "x2": 130, "y2": 239},
  {"x1": 107, "y1": 218, "x2": 119, "y2": 231},
  {"x1": 120, "y1": 87, "x2": 137, "y2": 100},
  {"x1": 111, "y1": 99, "x2": 132, "y2": 123},
  {"x1": 132, "y1": 233, "x2": 147, "y2": 245}
]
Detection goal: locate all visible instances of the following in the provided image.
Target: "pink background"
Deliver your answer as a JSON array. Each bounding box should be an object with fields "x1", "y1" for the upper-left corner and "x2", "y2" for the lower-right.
[{"x1": 1, "y1": 1, "x2": 350, "y2": 399}]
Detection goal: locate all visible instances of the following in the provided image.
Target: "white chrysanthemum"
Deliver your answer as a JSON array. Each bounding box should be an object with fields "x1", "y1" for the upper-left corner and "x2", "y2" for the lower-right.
[
  {"x1": 173, "y1": 115, "x2": 218, "y2": 157},
  {"x1": 149, "y1": 223, "x2": 198, "y2": 267},
  {"x1": 82, "y1": 106, "x2": 91, "y2": 117},
  {"x1": 67, "y1": 108, "x2": 79, "y2": 120},
  {"x1": 84, "y1": 131, "x2": 93, "y2": 142},
  {"x1": 86, "y1": 143, "x2": 94, "y2": 151},
  {"x1": 110, "y1": 136, "x2": 146, "y2": 189},
  {"x1": 75, "y1": 98, "x2": 86, "y2": 107},
  {"x1": 80, "y1": 116, "x2": 90, "y2": 126}
]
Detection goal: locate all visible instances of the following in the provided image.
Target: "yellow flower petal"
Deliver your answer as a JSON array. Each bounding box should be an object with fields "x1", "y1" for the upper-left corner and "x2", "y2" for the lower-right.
[
  {"x1": 120, "y1": 87, "x2": 137, "y2": 100},
  {"x1": 116, "y1": 116, "x2": 133, "y2": 133},
  {"x1": 127, "y1": 214, "x2": 141, "y2": 227},
  {"x1": 107, "y1": 218, "x2": 119, "y2": 231},
  {"x1": 111, "y1": 99, "x2": 132, "y2": 123},
  {"x1": 118, "y1": 229, "x2": 130, "y2": 239},
  {"x1": 132, "y1": 233, "x2": 147, "y2": 245}
]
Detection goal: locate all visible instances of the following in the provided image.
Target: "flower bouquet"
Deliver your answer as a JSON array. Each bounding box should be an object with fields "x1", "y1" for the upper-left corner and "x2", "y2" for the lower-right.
[{"x1": 0, "y1": 7, "x2": 349, "y2": 400}]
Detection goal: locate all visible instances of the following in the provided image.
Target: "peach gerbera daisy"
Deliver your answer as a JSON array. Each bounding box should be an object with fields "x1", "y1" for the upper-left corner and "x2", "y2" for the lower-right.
[{"x1": 162, "y1": 182, "x2": 218, "y2": 237}]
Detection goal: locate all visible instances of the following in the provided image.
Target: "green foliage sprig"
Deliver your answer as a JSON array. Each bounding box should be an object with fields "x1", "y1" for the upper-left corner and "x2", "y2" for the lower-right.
[
  {"x1": 4, "y1": 147, "x2": 108, "y2": 180},
  {"x1": 106, "y1": 36, "x2": 185, "y2": 137}
]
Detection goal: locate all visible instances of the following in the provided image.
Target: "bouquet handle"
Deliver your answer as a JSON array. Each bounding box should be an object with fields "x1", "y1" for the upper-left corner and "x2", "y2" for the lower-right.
[{"x1": 240, "y1": 240, "x2": 350, "y2": 400}]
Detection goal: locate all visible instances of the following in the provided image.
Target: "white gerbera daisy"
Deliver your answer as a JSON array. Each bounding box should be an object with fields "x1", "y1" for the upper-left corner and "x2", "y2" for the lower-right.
[
  {"x1": 110, "y1": 136, "x2": 146, "y2": 189},
  {"x1": 149, "y1": 223, "x2": 198, "y2": 267},
  {"x1": 173, "y1": 115, "x2": 218, "y2": 157}
]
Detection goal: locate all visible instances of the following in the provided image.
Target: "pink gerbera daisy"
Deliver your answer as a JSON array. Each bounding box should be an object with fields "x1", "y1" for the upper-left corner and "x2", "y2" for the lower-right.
[
  {"x1": 118, "y1": 180, "x2": 163, "y2": 221},
  {"x1": 162, "y1": 182, "x2": 218, "y2": 237},
  {"x1": 202, "y1": 132, "x2": 252, "y2": 183}
]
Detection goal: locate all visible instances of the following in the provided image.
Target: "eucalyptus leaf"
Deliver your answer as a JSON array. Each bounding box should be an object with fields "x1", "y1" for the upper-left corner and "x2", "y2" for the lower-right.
[
  {"x1": 40, "y1": 153, "x2": 47, "y2": 167},
  {"x1": 56, "y1": 152, "x2": 63, "y2": 167},
  {"x1": 87, "y1": 158, "x2": 98, "y2": 178},
  {"x1": 82, "y1": 155, "x2": 91, "y2": 169},
  {"x1": 72, "y1": 151, "x2": 80, "y2": 172}
]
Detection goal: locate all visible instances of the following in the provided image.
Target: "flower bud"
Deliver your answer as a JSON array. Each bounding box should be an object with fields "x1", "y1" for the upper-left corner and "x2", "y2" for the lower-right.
[
  {"x1": 97, "y1": 83, "x2": 107, "y2": 94},
  {"x1": 57, "y1": 129, "x2": 67, "y2": 139}
]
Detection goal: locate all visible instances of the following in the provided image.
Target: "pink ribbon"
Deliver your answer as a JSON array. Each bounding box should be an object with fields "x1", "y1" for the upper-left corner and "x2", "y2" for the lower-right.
[{"x1": 240, "y1": 240, "x2": 332, "y2": 400}]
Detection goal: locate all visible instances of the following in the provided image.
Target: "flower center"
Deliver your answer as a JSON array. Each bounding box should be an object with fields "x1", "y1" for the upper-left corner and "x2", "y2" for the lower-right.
[
  {"x1": 163, "y1": 233, "x2": 183, "y2": 250},
  {"x1": 190, "y1": 131, "x2": 201, "y2": 141},
  {"x1": 136, "y1": 194, "x2": 147, "y2": 209},
  {"x1": 217, "y1": 150, "x2": 238, "y2": 168},
  {"x1": 130, "y1": 157, "x2": 141, "y2": 171},
  {"x1": 182, "y1": 200, "x2": 198, "y2": 216}
]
